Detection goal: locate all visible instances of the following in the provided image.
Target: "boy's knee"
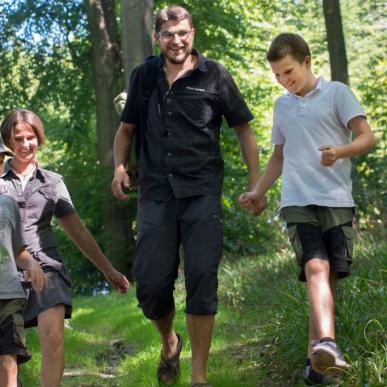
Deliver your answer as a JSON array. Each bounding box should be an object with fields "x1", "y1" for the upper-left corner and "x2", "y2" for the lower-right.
[
  {"x1": 0, "y1": 354, "x2": 17, "y2": 379},
  {"x1": 305, "y1": 258, "x2": 330, "y2": 279}
]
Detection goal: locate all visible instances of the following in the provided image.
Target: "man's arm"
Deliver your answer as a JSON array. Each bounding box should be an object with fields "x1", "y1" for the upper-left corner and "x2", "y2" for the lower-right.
[
  {"x1": 234, "y1": 123, "x2": 261, "y2": 189},
  {"x1": 239, "y1": 144, "x2": 284, "y2": 215},
  {"x1": 319, "y1": 116, "x2": 376, "y2": 166},
  {"x1": 111, "y1": 122, "x2": 137, "y2": 200},
  {"x1": 234, "y1": 122, "x2": 267, "y2": 214}
]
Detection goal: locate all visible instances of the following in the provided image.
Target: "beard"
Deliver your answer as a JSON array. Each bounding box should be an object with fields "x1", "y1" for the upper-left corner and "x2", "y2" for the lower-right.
[{"x1": 161, "y1": 43, "x2": 193, "y2": 65}]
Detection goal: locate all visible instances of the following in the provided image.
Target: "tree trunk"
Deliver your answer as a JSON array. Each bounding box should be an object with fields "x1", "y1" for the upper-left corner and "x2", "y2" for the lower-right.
[
  {"x1": 121, "y1": 0, "x2": 154, "y2": 82},
  {"x1": 323, "y1": 0, "x2": 349, "y2": 85},
  {"x1": 85, "y1": 0, "x2": 134, "y2": 277}
]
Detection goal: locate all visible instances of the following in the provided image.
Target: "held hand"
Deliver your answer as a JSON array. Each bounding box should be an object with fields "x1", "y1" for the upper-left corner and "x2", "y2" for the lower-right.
[
  {"x1": 238, "y1": 192, "x2": 267, "y2": 216},
  {"x1": 24, "y1": 261, "x2": 47, "y2": 292},
  {"x1": 104, "y1": 268, "x2": 130, "y2": 293},
  {"x1": 319, "y1": 145, "x2": 339, "y2": 166},
  {"x1": 111, "y1": 166, "x2": 130, "y2": 200}
]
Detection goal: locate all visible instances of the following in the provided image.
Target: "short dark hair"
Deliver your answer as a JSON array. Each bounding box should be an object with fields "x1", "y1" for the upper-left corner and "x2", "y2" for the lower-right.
[
  {"x1": 0, "y1": 109, "x2": 46, "y2": 150},
  {"x1": 266, "y1": 33, "x2": 311, "y2": 63},
  {"x1": 155, "y1": 5, "x2": 193, "y2": 33}
]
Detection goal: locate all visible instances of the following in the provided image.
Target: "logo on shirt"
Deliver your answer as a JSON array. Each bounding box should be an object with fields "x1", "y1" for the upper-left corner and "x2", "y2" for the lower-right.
[{"x1": 186, "y1": 86, "x2": 205, "y2": 93}]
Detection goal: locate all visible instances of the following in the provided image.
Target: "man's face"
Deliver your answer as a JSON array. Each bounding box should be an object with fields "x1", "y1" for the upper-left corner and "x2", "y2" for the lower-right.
[
  {"x1": 269, "y1": 54, "x2": 312, "y2": 96},
  {"x1": 155, "y1": 19, "x2": 195, "y2": 65}
]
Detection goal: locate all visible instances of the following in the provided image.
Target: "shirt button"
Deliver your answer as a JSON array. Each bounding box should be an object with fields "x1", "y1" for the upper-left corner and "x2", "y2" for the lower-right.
[
  {"x1": 167, "y1": 111, "x2": 172, "y2": 116},
  {"x1": 167, "y1": 152, "x2": 172, "y2": 157},
  {"x1": 168, "y1": 173, "x2": 173, "y2": 177}
]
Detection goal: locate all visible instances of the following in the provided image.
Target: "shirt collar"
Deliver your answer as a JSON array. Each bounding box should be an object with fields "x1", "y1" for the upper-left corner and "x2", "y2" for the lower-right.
[
  {"x1": 2, "y1": 158, "x2": 44, "y2": 181},
  {"x1": 286, "y1": 76, "x2": 326, "y2": 99},
  {"x1": 158, "y1": 48, "x2": 208, "y2": 72}
]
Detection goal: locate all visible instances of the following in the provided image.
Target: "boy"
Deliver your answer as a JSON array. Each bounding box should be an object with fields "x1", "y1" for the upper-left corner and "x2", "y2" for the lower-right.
[
  {"x1": 239, "y1": 33, "x2": 375, "y2": 384},
  {"x1": 0, "y1": 152, "x2": 47, "y2": 387}
]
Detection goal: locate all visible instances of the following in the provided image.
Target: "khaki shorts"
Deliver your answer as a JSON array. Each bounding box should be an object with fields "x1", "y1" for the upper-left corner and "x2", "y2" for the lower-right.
[
  {"x1": 280, "y1": 206, "x2": 356, "y2": 282},
  {"x1": 0, "y1": 298, "x2": 30, "y2": 364}
]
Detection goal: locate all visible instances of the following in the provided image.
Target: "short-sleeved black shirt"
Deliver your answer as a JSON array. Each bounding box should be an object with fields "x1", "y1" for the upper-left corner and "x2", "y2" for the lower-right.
[{"x1": 121, "y1": 49, "x2": 253, "y2": 200}]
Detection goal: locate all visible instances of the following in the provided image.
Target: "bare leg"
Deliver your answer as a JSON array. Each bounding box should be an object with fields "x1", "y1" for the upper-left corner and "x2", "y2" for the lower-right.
[
  {"x1": 187, "y1": 314, "x2": 214, "y2": 384},
  {"x1": 37, "y1": 305, "x2": 65, "y2": 387},
  {"x1": 0, "y1": 354, "x2": 17, "y2": 387},
  {"x1": 152, "y1": 309, "x2": 179, "y2": 360},
  {"x1": 305, "y1": 259, "x2": 335, "y2": 357}
]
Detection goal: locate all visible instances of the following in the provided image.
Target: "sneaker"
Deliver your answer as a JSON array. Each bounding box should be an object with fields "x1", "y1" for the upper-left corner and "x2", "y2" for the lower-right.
[
  {"x1": 304, "y1": 364, "x2": 336, "y2": 385},
  {"x1": 311, "y1": 339, "x2": 348, "y2": 377}
]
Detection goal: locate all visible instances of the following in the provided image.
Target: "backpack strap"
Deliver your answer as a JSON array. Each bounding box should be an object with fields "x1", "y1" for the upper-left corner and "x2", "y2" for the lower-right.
[{"x1": 135, "y1": 55, "x2": 159, "y2": 158}]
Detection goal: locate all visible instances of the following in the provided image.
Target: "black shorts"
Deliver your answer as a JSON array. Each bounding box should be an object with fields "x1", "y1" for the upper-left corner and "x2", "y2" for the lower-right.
[
  {"x1": 281, "y1": 206, "x2": 355, "y2": 282},
  {"x1": 0, "y1": 299, "x2": 30, "y2": 364},
  {"x1": 133, "y1": 193, "x2": 223, "y2": 320}
]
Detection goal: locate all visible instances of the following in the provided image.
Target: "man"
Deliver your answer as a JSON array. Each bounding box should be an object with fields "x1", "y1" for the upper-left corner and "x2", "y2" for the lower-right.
[{"x1": 112, "y1": 5, "x2": 265, "y2": 386}]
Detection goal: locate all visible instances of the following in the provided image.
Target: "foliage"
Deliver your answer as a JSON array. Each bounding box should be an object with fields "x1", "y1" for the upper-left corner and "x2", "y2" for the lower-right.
[
  {"x1": 20, "y1": 231, "x2": 386, "y2": 385},
  {"x1": 0, "y1": 0, "x2": 385, "y2": 292},
  {"x1": 219, "y1": 231, "x2": 387, "y2": 385}
]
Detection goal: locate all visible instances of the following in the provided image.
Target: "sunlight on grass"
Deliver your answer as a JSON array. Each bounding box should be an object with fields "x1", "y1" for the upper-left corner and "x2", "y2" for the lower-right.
[{"x1": 19, "y1": 232, "x2": 386, "y2": 386}]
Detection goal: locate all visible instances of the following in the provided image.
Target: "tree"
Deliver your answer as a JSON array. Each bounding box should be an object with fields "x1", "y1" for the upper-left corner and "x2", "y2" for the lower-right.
[
  {"x1": 85, "y1": 0, "x2": 135, "y2": 276},
  {"x1": 121, "y1": 0, "x2": 153, "y2": 80},
  {"x1": 323, "y1": 0, "x2": 349, "y2": 85}
]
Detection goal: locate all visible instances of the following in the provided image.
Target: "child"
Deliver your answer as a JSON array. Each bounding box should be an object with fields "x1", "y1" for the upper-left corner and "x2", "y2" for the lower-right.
[
  {"x1": 0, "y1": 138, "x2": 47, "y2": 386},
  {"x1": 239, "y1": 33, "x2": 375, "y2": 384}
]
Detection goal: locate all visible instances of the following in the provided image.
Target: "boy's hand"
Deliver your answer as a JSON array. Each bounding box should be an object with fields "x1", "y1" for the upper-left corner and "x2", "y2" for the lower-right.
[
  {"x1": 24, "y1": 260, "x2": 47, "y2": 292},
  {"x1": 239, "y1": 191, "x2": 267, "y2": 216},
  {"x1": 103, "y1": 268, "x2": 130, "y2": 293},
  {"x1": 319, "y1": 145, "x2": 339, "y2": 166}
]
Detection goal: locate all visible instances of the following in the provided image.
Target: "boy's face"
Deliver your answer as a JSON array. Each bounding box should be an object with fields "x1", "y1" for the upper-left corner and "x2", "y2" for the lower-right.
[{"x1": 269, "y1": 54, "x2": 312, "y2": 96}]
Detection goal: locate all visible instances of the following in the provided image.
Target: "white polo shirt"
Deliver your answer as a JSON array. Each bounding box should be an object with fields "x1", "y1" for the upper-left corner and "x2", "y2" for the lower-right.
[{"x1": 271, "y1": 77, "x2": 366, "y2": 208}]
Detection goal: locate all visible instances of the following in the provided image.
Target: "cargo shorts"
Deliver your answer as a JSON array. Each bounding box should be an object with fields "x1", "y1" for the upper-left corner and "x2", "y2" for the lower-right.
[
  {"x1": 0, "y1": 298, "x2": 30, "y2": 364},
  {"x1": 280, "y1": 205, "x2": 355, "y2": 282}
]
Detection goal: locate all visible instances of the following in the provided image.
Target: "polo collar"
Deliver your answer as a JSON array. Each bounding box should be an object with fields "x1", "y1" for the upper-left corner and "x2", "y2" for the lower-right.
[{"x1": 286, "y1": 76, "x2": 326, "y2": 99}]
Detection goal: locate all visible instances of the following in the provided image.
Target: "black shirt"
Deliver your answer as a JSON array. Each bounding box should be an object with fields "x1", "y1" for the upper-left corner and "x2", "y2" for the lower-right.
[{"x1": 121, "y1": 49, "x2": 254, "y2": 200}]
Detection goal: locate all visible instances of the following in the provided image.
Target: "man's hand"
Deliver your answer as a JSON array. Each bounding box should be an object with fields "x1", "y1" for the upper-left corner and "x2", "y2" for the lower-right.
[
  {"x1": 319, "y1": 145, "x2": 339, "y2": 166},
  {"x1": 24, "y1": 260, "x2": 47, "y2": 292},
  {"x1": 103, "y1": 268, "x2": 130, "y2": 293},
  {"x1": 239, "y1": 191, "x2": 267, "y2": 216},
  {"x1": 111, "y1": 165, "x2": 130, "y2": 200}
]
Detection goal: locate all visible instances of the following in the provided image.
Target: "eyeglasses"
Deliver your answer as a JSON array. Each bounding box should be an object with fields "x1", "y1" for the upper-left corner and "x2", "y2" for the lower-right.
[{"x1": 158, "y1": 29, "x2": 193, "y2": 41}]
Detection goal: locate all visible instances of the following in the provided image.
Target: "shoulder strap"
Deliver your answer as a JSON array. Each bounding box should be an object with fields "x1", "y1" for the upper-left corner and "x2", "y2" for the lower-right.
[{"x1": 135, "y1": 55, "x2": 159, "y2": 158}]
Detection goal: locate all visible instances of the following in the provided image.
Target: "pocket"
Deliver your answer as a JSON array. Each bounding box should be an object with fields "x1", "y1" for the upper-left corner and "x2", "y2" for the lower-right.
[
  {"x1": 287, "y1": 225, "x2": 303, "y2": 264},
  {"x1": 176, "y1": 91, "x2": 213, "y2": 128},
  {"x1": 12, "y1": 312, "x2": 26, "y2": 348},
  {"x1": 342, "y1": 225, "x2": 355, "y2": 262}
]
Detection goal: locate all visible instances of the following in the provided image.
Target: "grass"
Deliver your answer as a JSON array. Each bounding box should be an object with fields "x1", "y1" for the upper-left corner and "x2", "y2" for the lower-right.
[{"x1": 19, "y1": 231, "x2": 386, "y2": 386}]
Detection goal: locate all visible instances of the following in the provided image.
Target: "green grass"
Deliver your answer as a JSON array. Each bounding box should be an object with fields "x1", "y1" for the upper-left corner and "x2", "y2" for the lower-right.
[{"x1": 20, "y1": 231, "x2": 386, "y2": 386}]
